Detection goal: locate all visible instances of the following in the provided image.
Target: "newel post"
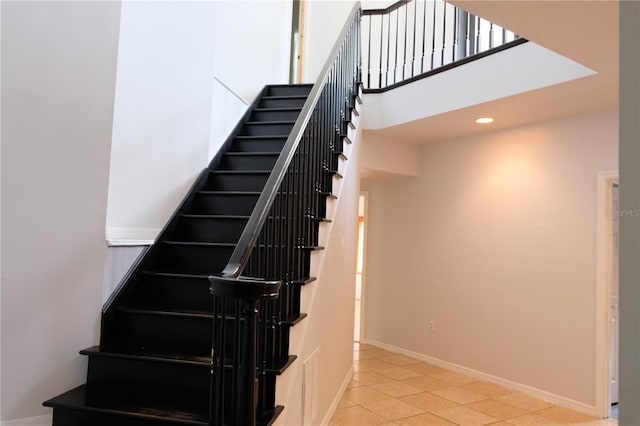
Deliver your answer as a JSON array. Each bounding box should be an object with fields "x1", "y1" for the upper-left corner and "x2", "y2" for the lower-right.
[{"x1": 208, "y1": 276, "x2": 281, "y2": 426}]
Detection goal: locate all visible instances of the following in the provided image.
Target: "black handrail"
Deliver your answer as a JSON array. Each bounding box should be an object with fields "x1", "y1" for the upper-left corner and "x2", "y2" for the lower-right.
[
  {"x1": 221, "y1": 2, "x2": 362, "y2": 279},
  {"x1": 362, "y1": 0, "x2": 523, "y2": 91},
  {"x1": 208, "y1": 3, "x2": 362, "y2": 425}
]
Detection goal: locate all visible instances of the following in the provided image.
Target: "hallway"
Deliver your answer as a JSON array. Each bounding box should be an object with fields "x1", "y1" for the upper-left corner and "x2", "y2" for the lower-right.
[{"x1": 330, "y1": 343, "x2": 617, "y2": 426}]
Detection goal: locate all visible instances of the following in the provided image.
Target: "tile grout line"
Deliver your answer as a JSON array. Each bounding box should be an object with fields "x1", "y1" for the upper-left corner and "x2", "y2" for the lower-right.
[{"x1": 331, "y1": 342, "x2": 615, "y2": 426}]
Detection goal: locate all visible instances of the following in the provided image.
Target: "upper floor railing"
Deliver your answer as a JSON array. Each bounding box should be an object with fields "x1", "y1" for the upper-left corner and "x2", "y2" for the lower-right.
[{"x1": 362, "y1": 0, "x2": 524, "y2": 92}]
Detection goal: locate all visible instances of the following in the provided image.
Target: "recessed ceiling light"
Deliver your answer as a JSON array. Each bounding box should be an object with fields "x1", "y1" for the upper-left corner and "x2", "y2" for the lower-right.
[{"x1": 476, "y1": 117, "x2": 494, "y2": 124}]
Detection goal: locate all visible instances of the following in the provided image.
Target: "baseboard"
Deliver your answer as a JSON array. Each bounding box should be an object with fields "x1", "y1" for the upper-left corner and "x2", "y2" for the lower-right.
[
  {"x1": 0, "y1": 414, "x2": 52, "y2": 426},
  {"x1": 320, "y1": 365, "x2": 354, "y2": 426},
  {"x1": 105, "y1": 227, "x2": 158, "y2": 246},
  {"x1": 362, "y1": 339, "x2": 598, "y2": 417}
]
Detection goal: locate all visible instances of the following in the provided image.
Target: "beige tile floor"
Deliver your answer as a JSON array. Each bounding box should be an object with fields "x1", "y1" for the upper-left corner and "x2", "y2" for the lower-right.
[{"x1": 330, "y1": 343, "x2": 618, "y2": 426}]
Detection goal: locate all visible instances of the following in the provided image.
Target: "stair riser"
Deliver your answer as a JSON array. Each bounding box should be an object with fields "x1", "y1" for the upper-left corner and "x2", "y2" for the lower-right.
[
  {"x1": 134, "y1": 275, "x2": 212, "y2": 312},
  {"x1": 204, "y1": 173, "x2": 269, "y2": 192},
  {"x1": 109, "y1": 311, "x2": 253, "y2": 358},
  {"x1": 155, "y1": 244, "x2": 234, "y2": 275},
  {"x1": 229, "y1": 138, "x2": 287, "y2": 153},
  {"x1": 266, "y1": 85, "x2": 312, "y2": 96},
  {"x1": 110, "y1": 312, "x2": 212, "y2": 356},
  {"x1": 86, "y1": 356, "x2": 209, "y2": 403},
  {"x1": 51, "y1": 409, "x2": 206, "y2": 426},
  {"x1": 241, "y1": 123, "x2": 295, "y2": 136},
  {"x1": 170, "y1": 217, "x2": 247, "y2": 243},
  {"x1": 189, "y1": 193, "x2": 259, "y2": 216},
  {"x1": 259, "y1": 97, "x2": 306, "y2": 109},
  {"x1": 220, "y1": 154, "x2": 279, "y2": 171},
  {"x1": 251, "y1": 109, "x2": 301, "y2": 122}
]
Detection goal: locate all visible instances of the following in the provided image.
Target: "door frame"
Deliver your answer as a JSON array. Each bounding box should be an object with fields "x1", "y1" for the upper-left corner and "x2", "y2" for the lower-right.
[
  {"x1": 596, "y1": 170, "x2": 619, "y2": 418},
  {"x1": 357, "y1": 191, "x2": 369, "y2": 342}
]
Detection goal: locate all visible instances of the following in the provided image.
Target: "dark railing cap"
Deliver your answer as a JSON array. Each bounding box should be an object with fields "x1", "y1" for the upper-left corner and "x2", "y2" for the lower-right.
[{"x1": 209, "y1": 275, "x2": 282, "y2": 300}]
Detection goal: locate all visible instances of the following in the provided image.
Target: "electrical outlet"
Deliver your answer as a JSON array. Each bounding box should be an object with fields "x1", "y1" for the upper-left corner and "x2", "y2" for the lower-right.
[{"x1": 428, "y1": 320, "x2": 436, "y2": 332}]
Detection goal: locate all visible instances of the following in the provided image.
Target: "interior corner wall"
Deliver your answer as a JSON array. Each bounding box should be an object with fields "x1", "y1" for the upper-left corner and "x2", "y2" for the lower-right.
[
  {"x1": 302, "y1": 0, "x2": 357, "y2": 83},
  {"x1": 0, "y1": 1, "x2": 121, "y2": 421},
  {"x1": 213, "y1": 1, "x2": 293, "y2": 103},
  {"x1": 361, "y1": 109, "x2": 618, "y2": 408},
  {"x1": 106, "y1": 1, "x2": 293, "y2": 244},
  {"x1": 105, "y1": 1, "x2": 217, "y2": 242}
]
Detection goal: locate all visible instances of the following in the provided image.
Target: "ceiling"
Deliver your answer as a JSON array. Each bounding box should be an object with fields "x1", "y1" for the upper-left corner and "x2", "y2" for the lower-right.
[{"x1": 365, "y1": 0, "x2": 619, "y2": 144}]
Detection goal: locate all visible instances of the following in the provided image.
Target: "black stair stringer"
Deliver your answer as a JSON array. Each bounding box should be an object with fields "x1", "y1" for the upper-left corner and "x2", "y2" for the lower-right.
[{"x1": 43, "y1": 84, "x2": 317, "y2": 426}]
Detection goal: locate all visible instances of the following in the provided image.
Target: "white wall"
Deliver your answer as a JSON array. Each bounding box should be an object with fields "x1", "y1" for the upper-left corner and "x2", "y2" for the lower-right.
[
  {"x1": 361, "y1": 131, "x2": 420, "y2": 177},
  {"x1": 106, "y1": 1, "x2": 293, "y2": 243},
  {"x1": 302, "y1": 0, "x2": 358, "y2": 83},
  {"x1": 209, "y1": 79, "x2": 249, "y2": 160},
  {"x1": 361, "y1": 109, "x2": 618, "y2": 409},
  {"x1": 0, "y1": 1, "x2": 121, "y2": 421},
  {"x1": 213, "y1": 1, "x2": 293, "y2": 102},
  {"x1": 105, "y1": 1, "x2": 217, "y2": 243}
]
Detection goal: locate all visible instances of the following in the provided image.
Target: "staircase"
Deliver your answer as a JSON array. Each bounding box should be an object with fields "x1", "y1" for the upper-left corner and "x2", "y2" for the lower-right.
[
  {"x1": 43, "y1": 84, "x2": 318, "y2": 426},
  {"x1": 44, "y1": 3, "x2": 361, "y2": 423}
]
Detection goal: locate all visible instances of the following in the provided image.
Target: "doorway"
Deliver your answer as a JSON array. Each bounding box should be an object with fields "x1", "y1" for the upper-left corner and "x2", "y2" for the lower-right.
[
  {"x1": 289, "y1": 0, "x2": 305, "y2": 84},
  {"x1": 610, "y1": 182, "x2": 619, "y2": 416},
  {"x1": 354, "y1": 193, "x2": 367, "y2": 342},
  {"x1": 596, "y1": 171, "x2": 619, "y2": 419}
]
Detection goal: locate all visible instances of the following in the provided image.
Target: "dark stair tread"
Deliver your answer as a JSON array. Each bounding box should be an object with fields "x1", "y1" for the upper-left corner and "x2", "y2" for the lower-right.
[
  {"x1": 196, "y1": 190, "x2": 261, "y2": 195},
  {"x1": 141, "y1": 271, "x2": 263, "y2": 282},
  {"x1": 141, "y1": 271, "x2": 210, "y2": 279},
  {"x1": 223, "y1": 152, "x2": 281, "y2": 156},
  {"x1": 43, "y1": 385, "x2": 209, "y2": 425},
  {"x1": 293, "y1": 276, "x2": 317, "y2": 285},
  {"x1": 268, "y1": 83, "x2": 313, "y2": 88},
  {"x1": 282, "y1": 313, "x2": 308, "y2": 327},
  {"x1": 245, "y1": 121, "x2": 296, "y2": 125},
  {"x1": 180, "y1": 214, "x2": 249, "y2": 219},
  {"x1": 260, "y1": 95, "x2": 307, "y2": 100},
  {"x1": 265, "y1": 355, "x2": 297, "y2": 375},
  {"x1": 161, "y1": 241, "x2": 236, "y2": 247},
  {"x1": 234, "y1": 135, "x2": 289, "y2": 139},
  {"x1": 118, "y1": 307, "x2": 213, "y2": 320},
  {"x1": 143, "y1": 271, "x2": 316, "y2": 285},
  {"x1": 210, "y1": 170, "x2": 272, "y2": 174},
  {"x1": 343, "y1": 119, "x2": 356, "y2": 130},
  {"x1": 80, "y1": 346, "x2": 210, "y2": 367},
  {"x1": 340, "y1": 134, "x2": 353, "y2": 145},
  {"x1": 258, "y1": 405, "x2": 284, "y2": 426},
  {"x1": 254, "y1": 107, "x2": 303, "y2": 112},
  {"x1": 84, "y1": 344, "x2": 295, "y2": 376}
]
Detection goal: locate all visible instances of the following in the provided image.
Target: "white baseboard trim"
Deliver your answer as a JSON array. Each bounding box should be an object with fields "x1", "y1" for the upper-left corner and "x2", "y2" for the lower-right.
[
  {"x1": 1, "y1": 414, "x2": 52, "y2": 426},
  {"x1": 362, "y1": 339, "x2": 598, "y2": 417},
  {"x1": 105, "y1": 227, "x2": 158, "y2": 246},
  {"x1": 320, "y1": 365, "x2": 354, "y2": 426}
]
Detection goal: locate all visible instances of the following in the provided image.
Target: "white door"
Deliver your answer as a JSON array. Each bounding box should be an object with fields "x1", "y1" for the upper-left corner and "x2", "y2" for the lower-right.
[{"x1": 610, "y1": 183, "x2": 619, "y2": 404}]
